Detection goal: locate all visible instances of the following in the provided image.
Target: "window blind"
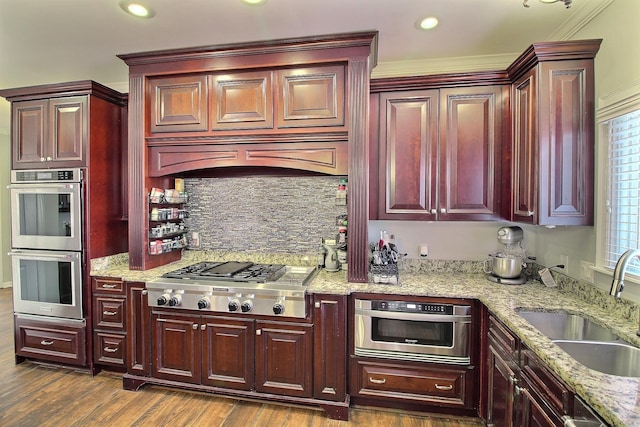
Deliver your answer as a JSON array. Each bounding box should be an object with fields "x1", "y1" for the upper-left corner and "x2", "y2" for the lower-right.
[{"x1": 606, "y1": 109, "x2": 640, "y2": 275}]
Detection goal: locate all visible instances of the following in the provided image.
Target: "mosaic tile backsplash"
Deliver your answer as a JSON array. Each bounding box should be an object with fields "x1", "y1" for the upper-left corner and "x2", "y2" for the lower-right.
[{"x1": 184, "y1": 176, "x2": 347, "y2": 254}]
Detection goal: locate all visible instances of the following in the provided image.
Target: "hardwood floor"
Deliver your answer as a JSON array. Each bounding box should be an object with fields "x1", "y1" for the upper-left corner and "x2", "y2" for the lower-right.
[{"x1": 0, "y1": 288, "x2": 485, "y2": 426}]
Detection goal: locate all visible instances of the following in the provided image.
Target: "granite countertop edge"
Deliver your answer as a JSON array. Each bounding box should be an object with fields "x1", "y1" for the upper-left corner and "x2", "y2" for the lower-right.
[{"x1": 91, "y1": 252, "x2": 639, "y2": 427}]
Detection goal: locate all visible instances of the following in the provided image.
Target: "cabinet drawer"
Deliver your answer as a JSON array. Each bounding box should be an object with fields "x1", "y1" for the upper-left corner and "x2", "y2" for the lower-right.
[
  {"x1": 352, "y1": 360, "x2": 473, "y2": 408},
  {"x1": 521, "y1": 348, "x2": 572, "y2": 416},
  {"x1": 94, "y1": 332, "x2": 126, "y2": 367},
  {"x1": 92, "y1": 277, "x2": 125, "y2": 295},
  {"x1": 15, "y1": 316, "x2": 86, "y2": 366},
  {"x1": 93, "y1": 297, "x2": 126, "y2": 331},
  {"x1": 489, "y1": 315, "x2": 518, "y2": 354}
]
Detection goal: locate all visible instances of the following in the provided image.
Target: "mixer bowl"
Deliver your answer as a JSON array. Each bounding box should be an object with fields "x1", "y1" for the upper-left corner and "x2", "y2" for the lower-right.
[{"x1": 484, "y1": 255, "x2": 524, "y2": 278}]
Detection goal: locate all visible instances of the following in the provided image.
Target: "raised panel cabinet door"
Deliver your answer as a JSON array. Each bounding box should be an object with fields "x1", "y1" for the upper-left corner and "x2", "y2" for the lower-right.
[
  {"x1": 313, "y1": 294, "x2": 347, "y2": 402},
  {"x1": 201, "y1": 316, "x2": 255, "y2": 390},
  {"x1": 537, "y1": 60, "x2": 595, "y2": 226},
  {"x1": 149, "y1": 75, "x2": 208, "y2": 133},
  {"x1": 439, "y1": 86, "x2": 506, "y2": 221},
  {"x1": 151, "y1": 312, "x2": 200, "y2": 384},
  {"x1": 126, "y1": 282, "x2": 149, "y2": 376},
  {"x1": 49, "y1": 96, "x2": 86, "y2": 164},
  {"x1": 518, "y1": 384, "x2": 560, "y2": 427},
  {"x1": 211, "y1": 71, "x2": 273, "y2": 130},
  {"x1": 377, "y1": 90, "x2": 438, "y2": 220},
  {"x1": 12, "y1": 99, "x2": 47, "y2": 167},
  {"x1": 276, "y1": 65, "x2": 345, "y2": 129},
  {"x1": 255, "y1": 321, "x2": 313, "y2": 397},
  {"x1": 512, "y1": 69, "x2": 537, "y2": 223},
  {"x1": 487, "y1": 342, "x2": 517, "y2": 427}
]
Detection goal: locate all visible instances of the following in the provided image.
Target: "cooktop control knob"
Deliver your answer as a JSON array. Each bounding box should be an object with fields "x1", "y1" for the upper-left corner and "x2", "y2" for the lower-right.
[
  {"x1": 273, "y1": 302, "x2": 285, "y2": 315},
  {"x1": 157, "y1": 294, "x2": 170, "y2": 306},
  {"x1": 168, "y1": 295, "x2": 182, "y2": 307},
  {"x1": 197, "y1": 297, "x2": 210, "y2": 310},
  {"x1": 228, "y1": 300, "x2": 240, "y2": 312},
  {"x1": 241, "y1": 301, "x2": 253, "y2": 313}
]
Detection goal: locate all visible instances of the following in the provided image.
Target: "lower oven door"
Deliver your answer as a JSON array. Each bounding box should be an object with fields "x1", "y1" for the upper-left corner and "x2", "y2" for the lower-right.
[
  {"x1": 10, "y1": 249, "x2": 83, "y2": 320},
  {"x1": 354, "y1": 299, "x2": 471, "y2": 364}
]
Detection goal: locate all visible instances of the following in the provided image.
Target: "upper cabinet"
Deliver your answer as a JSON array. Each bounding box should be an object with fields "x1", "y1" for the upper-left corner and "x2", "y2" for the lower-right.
[
  {"x1": 507, "y1": 39, "x2": 602, "y2": 226},
  {"x1": 0, "y1": 81, "x2": 126, "y2": 171},
  {"x1": 370, "y1": 75, "x2": 509, "y2": 221},
  {"x1": 11, "y1": 96, "x2": 86, "y2": 168}
]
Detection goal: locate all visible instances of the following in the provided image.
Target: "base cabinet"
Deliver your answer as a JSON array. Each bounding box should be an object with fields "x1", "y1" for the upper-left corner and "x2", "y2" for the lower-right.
[
  {"x1": 351, "y1": 359, "x2": 476, "y2": 410},
  {"x1": 92, "y1": 277, "x2": 127, "y2": 369},
  {"x1": 14, "y1": 315, "x2": 87, "y2": 366}
]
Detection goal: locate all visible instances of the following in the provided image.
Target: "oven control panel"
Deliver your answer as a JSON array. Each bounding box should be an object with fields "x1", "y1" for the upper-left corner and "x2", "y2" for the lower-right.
[{"x1": 371, "y1": 300, "x2": 454, "y2": 315}]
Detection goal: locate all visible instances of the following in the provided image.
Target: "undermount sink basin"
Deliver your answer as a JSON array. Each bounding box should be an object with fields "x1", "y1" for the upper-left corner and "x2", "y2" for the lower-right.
[
  {"x1": 553, "y1": 340, "x2": 640, "y2": 377},
  {"x1": 516, "y1": 309, "x2": 640, "y2": 377},
  {"x1": 516, "y1": 309, "x2": 620, "y2": 342}
]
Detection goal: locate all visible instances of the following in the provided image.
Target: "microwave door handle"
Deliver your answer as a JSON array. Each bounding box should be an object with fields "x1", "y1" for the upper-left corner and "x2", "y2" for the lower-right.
[{"x1": 354, "y1": 309, "x2": 471, "y2": 323}]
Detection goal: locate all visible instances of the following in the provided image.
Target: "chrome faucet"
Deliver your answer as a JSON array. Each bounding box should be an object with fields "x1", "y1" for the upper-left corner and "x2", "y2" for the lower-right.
[{"x1": 609, "y1": 249, "x2": 640, "y2": 297}]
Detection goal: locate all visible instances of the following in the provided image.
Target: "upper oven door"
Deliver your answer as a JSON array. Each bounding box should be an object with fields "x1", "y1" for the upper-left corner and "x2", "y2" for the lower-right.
[{"x1": 9, "y1": 181, "x2": 82, "y2": 251}]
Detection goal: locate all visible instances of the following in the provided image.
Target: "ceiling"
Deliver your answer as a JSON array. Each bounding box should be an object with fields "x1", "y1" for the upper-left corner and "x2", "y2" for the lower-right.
[{"x1": 0, "y1": 0, "x2": 609, "y2": 131}]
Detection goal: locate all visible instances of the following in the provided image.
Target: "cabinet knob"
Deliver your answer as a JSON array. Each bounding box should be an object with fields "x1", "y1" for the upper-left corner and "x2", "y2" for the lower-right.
[
  {"x1": 256, "y1": 329, "x2": 262, "y2": 336},
  {"x1": 314, "y1": 302, "x2": 321, "y2": 308},
  {"x1": 527, "y1": 210, "x2": 534, "y2": 217},
  {"x1": 192, "y1": 323, "x2": 198, "y2": 330},
  {"x1": 40, "y1": 157, "x2": 46, "y2": 162},
  {"x1": 142, "y1": 290, "x2": 148, "y2": 296},
  {"x1": 441, "y1": 208, "x2": 446, "y2": 214},
  {"x1": 46, "y1": 156, "x2": 52, "y2": 161},
  {"x1": 200, "y1": 324, "x2": 206, "y2": 330},
  {"x1": 430, "y1": 209, "x2": 437, "y2": 215}
]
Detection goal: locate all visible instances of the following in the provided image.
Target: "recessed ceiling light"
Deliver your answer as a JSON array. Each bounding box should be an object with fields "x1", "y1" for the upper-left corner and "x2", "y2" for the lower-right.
[
  {"x1": 417, "y1": 16, "x2": 439, "y2": 31},
  {"x1": 242, "y1": 0, "x2": 267, "y2": 5},
  {"x1": 119, "y1": 1, "x2": 154, "y2": 18}
]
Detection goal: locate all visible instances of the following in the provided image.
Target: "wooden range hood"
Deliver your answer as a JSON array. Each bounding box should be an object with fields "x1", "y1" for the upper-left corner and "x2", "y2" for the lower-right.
[{"x1": 118, "y1": 31, "x2": 378, "y2": 282}]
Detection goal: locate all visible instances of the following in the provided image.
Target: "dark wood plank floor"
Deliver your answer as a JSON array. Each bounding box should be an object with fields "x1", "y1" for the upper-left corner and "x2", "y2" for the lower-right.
[{"x1": 0, "y1": 287, "x2": 485, "y2": 426}]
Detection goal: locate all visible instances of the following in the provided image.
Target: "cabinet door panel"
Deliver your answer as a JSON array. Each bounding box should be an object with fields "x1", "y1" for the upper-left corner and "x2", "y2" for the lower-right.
[
  {"x1": 487, "y1": 343, "x2": 517, "y2": 427},
  {"x1": 127, "y1": 283, "x2": 149, "y2": 376},
  {"x1": 255, "y1": 321, "x2": 312, "y2": 397},
  {"x1": 537, "y1": 61, "x2": 594, "y2": 225},
  {"x1": 15, "y1": 316, "x2": 86, "y2": 366},
  {"x1": 50, "y1": 96, "x2": 85, "y2": 163},
  {"x1": 149, "y1": 75, "x2": 208, "y2": 133},
  {"x1": 12, "y1": 100, "x2": 46, "y2": 166},
  {"x1": 211, "y1": 71, "x2": 273, "y2": 130},
  {"x1": 313, "y1": 295, "x2": 347, "y2": 402},
  {"x1": 93, "y1": 297, "x2": 126, "y2": 330},
  {"x1": 277, "y1": 65, "x2": 345, "y2": 128},
  {"x1": 201, "y1": 317, "x2": 254, "y2": 390},
  {"x1": 439, "y1": 86, "x2": 505, "y2": 221},
  {"x1": 513, "y1": 70, "x2": 537, "y2": 223},
  {"x1": 94, "y1": 332, "x2": 126, "y2": 367},
  {"x1": 378, "y1": 90, "x2": 438, "y2": 219},
  {"x1": 152, "y1": 313, "x2": 200, "y2": 383}
]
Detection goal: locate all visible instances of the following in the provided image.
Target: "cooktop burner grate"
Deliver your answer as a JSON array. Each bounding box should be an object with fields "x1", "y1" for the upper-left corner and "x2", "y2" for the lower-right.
[{"x1": 162, "y1": 261, "x2": 286, "y2": 283}]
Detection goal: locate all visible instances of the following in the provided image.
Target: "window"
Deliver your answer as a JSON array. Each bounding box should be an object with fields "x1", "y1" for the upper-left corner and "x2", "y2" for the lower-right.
[{"x1": 605, "y1": 109, "x2": 640, "y2": 275}]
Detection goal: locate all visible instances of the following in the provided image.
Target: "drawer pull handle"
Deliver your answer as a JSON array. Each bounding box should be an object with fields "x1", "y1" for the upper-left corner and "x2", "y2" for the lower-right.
[
  {"x1": 369, "y1": 377, "x2": 386, "y2": 384},
  {"x1": 104, "y1": 347, "x2": 118, "y2": 353},
  {"x1": 103, "y1": 310, "x2": 118, "y2": 316},
  {"x1": 102, "y1": 284, "x2": 117, "y2": 289},
  {"x1": 40, "y1": 340, "x2": 54, "y2": 346},
  {"x1": 435, "y1": 384, "x2": 453, "y2": 391}
]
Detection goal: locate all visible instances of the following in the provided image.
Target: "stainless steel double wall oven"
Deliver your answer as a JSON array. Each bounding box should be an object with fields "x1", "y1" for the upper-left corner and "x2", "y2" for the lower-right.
[{"x1": 9, "y1": 169, "x2": 85, "y2": 320}]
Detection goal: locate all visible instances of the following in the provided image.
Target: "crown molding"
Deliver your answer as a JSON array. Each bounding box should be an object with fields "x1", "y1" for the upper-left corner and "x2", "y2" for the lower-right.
[{"x1": 372, "y1": 53, "x2": 517, "y2": 79}]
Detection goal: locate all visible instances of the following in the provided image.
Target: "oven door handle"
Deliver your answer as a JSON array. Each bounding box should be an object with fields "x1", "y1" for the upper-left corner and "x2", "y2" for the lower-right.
[
  {"x1": 355, "y1": 308, "x2": 471, "y2": 323},
  {"x1": 9, "y1": 250, "x2": 80, "y2": 261}
]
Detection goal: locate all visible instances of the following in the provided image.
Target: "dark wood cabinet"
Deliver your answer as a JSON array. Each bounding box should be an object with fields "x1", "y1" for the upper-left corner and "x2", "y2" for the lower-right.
[
  {"x1": 370, "y1": 79, "x2": 507, "y2": 221},
  {"x1": 11, "y1": 96, "x2": 86, "y2": 168},
  {"x1": 201, "y1": 316, "x2": 254, "y2": 390},
  {"x1": 255, "y1": 320, "x2": 313, "y2": 397},
  {"x1": 152, "y1": 312, "x2": 200, "y2": 384},
  {"x1": 92, "y1": 277, "x2": 127, "y2": 369},
  {"x1": 149, "y1": 75, "x2": 208, "y2": 133},
  {"x1": 508, "y1": 39, "x2": 601, "y2": 226},
  {"x1": 211, "y1": 71, "x2": 273, "y2": 131},
  {"x1": 487, "y1": 315, "x2": 519, "y2": 427},
  {"x1": 313, "y1": 294, "x2": 347, "y2": 402},
  {"x1": 14, "y1": 315, "x2": 87, "y2": 366},
  {"x1": 126, "y1": 282, "x2": 150, "y2": 377}
]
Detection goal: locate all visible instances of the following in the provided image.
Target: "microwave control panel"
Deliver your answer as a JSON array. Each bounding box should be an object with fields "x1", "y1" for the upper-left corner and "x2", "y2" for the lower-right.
[{"x1": 371, "y1": 300, "x2": 454, "y2": 315}]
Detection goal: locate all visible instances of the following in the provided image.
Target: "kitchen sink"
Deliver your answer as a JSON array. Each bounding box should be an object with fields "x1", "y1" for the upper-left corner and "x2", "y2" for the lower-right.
[
  {"x1": 516, "y1": 309, "x2": 620, "y2": 342},
  {"x1": 553, "y1": 340, "x2": 640, "y2": 377}
]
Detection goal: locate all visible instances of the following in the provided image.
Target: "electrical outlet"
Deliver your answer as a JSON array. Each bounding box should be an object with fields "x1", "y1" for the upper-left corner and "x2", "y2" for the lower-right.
[
  {"x1": 191, "y1": 232, "x2": 200, "y2": 248},
  {"x1": 559, "y1": 254, "x2": 569, "y2": 273}
]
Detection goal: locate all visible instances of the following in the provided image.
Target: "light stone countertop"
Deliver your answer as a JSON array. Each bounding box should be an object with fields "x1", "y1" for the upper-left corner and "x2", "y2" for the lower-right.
[{"x1": 91, "y1": 251, "x2": 640, "y2": 427}]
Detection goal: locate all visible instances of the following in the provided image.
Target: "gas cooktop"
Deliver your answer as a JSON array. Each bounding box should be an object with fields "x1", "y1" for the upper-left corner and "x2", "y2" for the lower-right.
[{"x1": 161, "y1": 261, "x2": 286, "y2": 283}]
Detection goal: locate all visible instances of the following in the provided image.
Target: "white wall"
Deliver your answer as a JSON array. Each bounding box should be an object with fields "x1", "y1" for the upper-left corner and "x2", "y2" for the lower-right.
[{"x1": 0, "y1": 132, "x2": 11, "y2": 288}]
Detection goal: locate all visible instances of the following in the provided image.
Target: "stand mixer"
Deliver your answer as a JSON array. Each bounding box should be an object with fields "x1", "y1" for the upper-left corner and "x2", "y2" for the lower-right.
[{"x1": 484, "y1": 226, "x2": 529, "y2": 285}]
